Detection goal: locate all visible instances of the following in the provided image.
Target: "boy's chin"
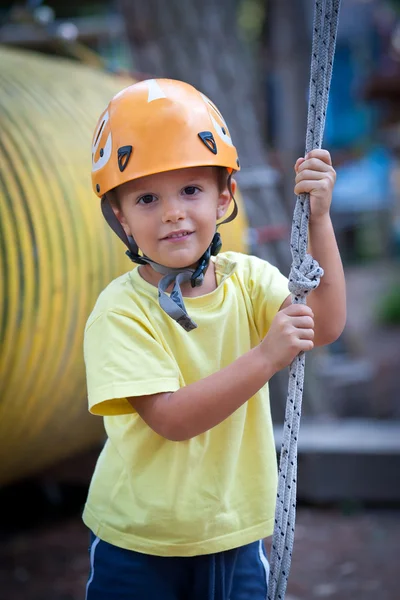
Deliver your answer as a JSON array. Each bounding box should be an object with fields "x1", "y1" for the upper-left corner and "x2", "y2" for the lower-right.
[
  {"x1": 150, "y1": 251, "x2": 208, "y2": 271},
  {"x1": 162, "y1": 259, "x2": 201, "y2": 271}
]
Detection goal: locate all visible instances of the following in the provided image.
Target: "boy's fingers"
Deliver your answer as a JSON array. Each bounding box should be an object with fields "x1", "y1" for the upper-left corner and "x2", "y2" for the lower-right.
[
  {"x1": 283, "y1": 303, "x2": 314, "y2": 318},
  {"x1": 291, "y1": 316, "x2": 315, "y2": 329},
  {"x1": 295, "y1": 169, "x2": 328, "y2": 183},
  {"x1": 297, "y1": 328, "x2": 315, "y2": 340},
  {"x1": 298, "y1": 157, "x2": 332, "y2": 173},
  {"x1": 294, "y1": 157, "x2": 305, "y2": 172},
  {"x1": 305, "y1": 149, "x2": 332, "y2": 165},
  {"x1": 294, "y1": 178, "x2": 332, "y2": 196},
  {"x1": 299, "y1": 339, "x2": 314, "y2": 352}
]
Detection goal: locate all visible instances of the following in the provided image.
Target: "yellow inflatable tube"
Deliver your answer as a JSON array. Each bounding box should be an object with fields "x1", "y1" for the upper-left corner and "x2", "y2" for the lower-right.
[{"x1": 0, "y1": 46, "x2": 249, "y2": 485}]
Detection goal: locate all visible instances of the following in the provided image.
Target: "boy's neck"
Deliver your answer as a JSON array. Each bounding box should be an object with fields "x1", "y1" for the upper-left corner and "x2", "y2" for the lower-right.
[{"x1": 138, "y1": 261, "x2": 217, "y2": 297}]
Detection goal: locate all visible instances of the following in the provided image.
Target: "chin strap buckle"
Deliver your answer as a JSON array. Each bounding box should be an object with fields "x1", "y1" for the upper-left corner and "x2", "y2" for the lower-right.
[
  {"x1": 125, "y1": 250, "x2": 148, "y2": 265},
  {"x1": 190, "y1": 232, "x2": 222, "y2": 288},
  {"x1": 191, "y1": 258, "x2": 208, "y2": 288}
]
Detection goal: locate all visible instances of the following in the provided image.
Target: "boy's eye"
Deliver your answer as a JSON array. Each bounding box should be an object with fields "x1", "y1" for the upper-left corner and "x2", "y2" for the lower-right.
[
  {"x1": 137, "y1": 194, "x2": 156, "y2": 205},
  {"x1": 184, "y1": 186, "x2": 200, "y2": 195}
]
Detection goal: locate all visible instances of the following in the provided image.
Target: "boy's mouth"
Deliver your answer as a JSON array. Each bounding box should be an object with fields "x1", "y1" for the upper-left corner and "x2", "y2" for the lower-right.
[{"x1": 161, "y1": 230, "x2": 193, "y2": 241}]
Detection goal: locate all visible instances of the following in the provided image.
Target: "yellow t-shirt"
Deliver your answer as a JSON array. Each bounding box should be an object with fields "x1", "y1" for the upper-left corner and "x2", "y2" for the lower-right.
[{"x1": 83, "y1": 251, "x2": 289, "y2": 557}]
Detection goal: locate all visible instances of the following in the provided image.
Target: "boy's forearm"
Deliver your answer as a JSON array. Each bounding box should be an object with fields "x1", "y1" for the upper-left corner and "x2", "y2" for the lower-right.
[
  {"x1": 129, "y1": 346, "x2": 276, "y2": 441},
  {"x1": 307, "y1": 214, "x2": 346, "y2": 344}
]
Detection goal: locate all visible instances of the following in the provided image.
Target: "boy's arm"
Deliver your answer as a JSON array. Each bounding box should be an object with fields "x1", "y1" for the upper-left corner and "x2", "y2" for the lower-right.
[
  {"x1": 307, "y1": 214, "x2": 346, "y2": 344},
  {"x1": 285, "y1": 149, "x2": 346, "y2": 347},
  {"x1": 129, "y1": 346, "x2": 272, "y2": 441},
  {"x1": 280, "y1": 214, "x2": 346, "y2": 347},
  {"x1": 128, "y1": 303, "x2": 315, "y2": 441}
]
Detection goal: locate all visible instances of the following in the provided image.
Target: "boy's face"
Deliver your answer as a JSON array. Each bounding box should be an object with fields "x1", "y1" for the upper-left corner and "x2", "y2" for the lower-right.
[{"x1": 112, "y1": 166, "x2": 233, "y2": 270}]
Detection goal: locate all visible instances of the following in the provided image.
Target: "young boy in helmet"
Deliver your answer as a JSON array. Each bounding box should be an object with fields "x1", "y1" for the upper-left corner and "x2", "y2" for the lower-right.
[{"x1": 83, "y1": 79, "x2": 346, "y2": 599}]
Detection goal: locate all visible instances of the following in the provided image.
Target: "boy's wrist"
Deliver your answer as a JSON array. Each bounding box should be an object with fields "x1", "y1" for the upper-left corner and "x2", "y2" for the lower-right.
[
  {"x1": 251, "y1": 345, "x2": 278, "y2": 382},
  {"x1": 309, "y1": 212, "x2": 332, "y2": 229}
]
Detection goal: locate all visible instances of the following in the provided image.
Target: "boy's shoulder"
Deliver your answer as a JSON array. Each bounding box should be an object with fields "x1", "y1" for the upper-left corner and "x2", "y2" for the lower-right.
[
  {"x1": 216, "y1": 251, "x2": 279, "y2": 281},
  {"x1": 217, "y1": 251, "x2": 288, "y2": 305}
]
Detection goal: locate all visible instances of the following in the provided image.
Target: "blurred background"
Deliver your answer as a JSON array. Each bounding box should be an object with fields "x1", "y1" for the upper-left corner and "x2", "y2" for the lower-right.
[{"x1": 0, "y1": 0, "x2": 399, "y2": 598}]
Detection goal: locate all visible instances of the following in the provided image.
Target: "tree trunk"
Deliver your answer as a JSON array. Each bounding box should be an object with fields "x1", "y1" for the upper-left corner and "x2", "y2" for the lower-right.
[{"x1": 264, "y1": 0, "x2": 312, "y2": 211}]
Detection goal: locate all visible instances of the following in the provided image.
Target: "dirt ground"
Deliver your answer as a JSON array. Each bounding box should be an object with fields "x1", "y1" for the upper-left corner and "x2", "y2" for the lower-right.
[{"x1": 0, "y1": 502, "x2": 399, "y2": 600}]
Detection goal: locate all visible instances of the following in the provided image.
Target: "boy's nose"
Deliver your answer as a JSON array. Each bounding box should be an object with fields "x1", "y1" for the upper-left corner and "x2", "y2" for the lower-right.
[{"x1": 161, "y1": 199, "x2": 185, "y2": 223}]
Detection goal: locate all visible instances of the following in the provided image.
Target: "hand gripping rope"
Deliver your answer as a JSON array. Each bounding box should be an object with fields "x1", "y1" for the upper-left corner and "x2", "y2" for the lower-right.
[{"x1": 267, "y1": 1, "x2": 342, "y2": 599}]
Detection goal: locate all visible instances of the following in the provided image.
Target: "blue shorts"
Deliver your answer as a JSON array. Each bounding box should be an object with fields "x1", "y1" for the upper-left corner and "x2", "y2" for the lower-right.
[{"x1": 85, "y1": 532, "x2": 269, "y2": 600}]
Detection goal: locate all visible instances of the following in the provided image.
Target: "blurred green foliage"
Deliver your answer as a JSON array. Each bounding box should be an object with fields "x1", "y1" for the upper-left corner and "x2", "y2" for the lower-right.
[
  {"x1": 377, "y1": 282, "x2": 400, "y2": 325},
  {"x1": 237, "y1": 0, "x2": 265, "y2": 43},
  {"x1": 390, "y1": 0, "x2": 400, "y2": 12}
]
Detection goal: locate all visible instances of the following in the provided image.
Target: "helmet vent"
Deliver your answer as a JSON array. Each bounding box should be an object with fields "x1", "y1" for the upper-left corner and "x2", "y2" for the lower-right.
[
  {"x1": 198, "y1": 131, "x2": 217, "y2": 155},
  {"x1": 118, "y1": 145, "x2": 133, "y2": 172}
]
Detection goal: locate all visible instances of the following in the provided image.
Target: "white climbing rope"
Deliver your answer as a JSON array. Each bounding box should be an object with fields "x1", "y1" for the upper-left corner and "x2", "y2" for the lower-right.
[{"x1": 267, "y1": 1, "x2": 342, "y2": 599}]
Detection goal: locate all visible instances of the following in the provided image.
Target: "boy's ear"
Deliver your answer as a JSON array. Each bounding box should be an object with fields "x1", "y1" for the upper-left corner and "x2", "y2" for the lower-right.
[
  {"x1": 217, "y1": 176, "x2": 237, "y2": 220},
  {"x1": 110, "y1": 203, "x2": 132, "y2": 237}
]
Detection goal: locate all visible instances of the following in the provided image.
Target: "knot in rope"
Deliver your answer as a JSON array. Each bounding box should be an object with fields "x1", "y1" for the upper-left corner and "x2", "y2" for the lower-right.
[{"x1": 288, "y1": 254, "x2": 324, "y2": 299}]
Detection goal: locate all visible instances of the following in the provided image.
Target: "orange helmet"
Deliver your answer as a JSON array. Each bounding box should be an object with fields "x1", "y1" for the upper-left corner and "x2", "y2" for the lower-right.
[{"x1": 91, "y1": 78, "x2": 240, "y2": 196}]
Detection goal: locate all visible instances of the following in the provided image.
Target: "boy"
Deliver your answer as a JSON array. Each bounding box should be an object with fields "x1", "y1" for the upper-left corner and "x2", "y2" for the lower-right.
[{"x1": 83, "y1": 79, "x2": 346, "y2": 599}]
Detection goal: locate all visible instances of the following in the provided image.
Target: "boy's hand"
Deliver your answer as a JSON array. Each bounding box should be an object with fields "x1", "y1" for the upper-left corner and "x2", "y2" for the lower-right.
[
  {"x1": 259, "y1": 304, "x2": 314, "y2": 373},
  {"x1": 294, "y1": 149, "x2": 336, "y2": 221}
]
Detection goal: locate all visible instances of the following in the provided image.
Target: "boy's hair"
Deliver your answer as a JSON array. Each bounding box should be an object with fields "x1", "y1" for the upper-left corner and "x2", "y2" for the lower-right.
[{"x1": 107, "y1": 166, "x2": 230, "y2": 211}]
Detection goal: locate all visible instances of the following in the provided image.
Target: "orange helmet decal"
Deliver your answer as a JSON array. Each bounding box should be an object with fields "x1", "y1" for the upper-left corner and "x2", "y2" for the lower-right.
[
  {"x1": 91, "y1": 79, "x2": 240, "y2": 198},
  {"x1": 92, "y1": 109, "x2": 113, "y2": 177},
  {"x1": 146, "y1": 78, "x2": 167, "y2": 102},
  {"x1": 200, "y1": 93, "x2": 234, "y2": 147}
]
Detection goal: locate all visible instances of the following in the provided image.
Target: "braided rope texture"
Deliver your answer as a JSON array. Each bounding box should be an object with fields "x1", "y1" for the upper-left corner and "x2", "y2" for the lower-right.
[{"x1": 267, "y1": 2, "x2": 342, "y2": 599}]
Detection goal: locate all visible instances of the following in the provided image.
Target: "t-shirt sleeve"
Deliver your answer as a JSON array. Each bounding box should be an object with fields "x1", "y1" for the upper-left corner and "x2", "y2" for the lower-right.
[
  {"x1": 245, "y1": 255, "x2": 290, "y2": 340},
  {"x1": 84, "y1": 310, "x2": 181, "y2": 416}
]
